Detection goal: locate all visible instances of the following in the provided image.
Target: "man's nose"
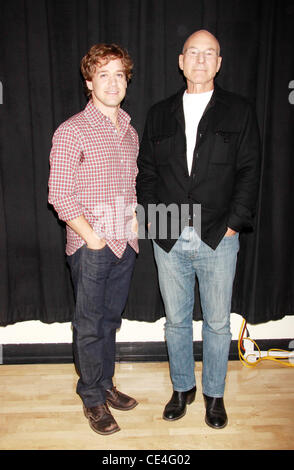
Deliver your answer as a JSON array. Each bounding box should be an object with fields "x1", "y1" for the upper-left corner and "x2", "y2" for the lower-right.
[
  {"x1": 196, "y1": 52, "x2": 205, "y2": 63},
  {"x1": 109, "y1": 75, "x2": 118, "y2": 85}
]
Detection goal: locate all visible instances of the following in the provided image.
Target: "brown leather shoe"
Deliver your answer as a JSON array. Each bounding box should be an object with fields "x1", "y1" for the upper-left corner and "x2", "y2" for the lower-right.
[
  {"x1": 106, "y1": 386, "x2": 138, "y2": 411},
  {"x1": 83, "y1": 403, "x2": 120, "y2": 435}
]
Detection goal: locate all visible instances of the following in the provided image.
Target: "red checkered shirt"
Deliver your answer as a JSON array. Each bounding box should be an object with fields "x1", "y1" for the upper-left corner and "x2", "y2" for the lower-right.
[{"x1": 48, "y1": 100, "x2": 139, "y2": 258}]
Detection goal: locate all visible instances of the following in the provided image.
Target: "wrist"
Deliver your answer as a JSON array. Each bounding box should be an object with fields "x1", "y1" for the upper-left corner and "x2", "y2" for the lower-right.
[{"x1": 85, "y1": 230, "x2": 103, "y2": 246}]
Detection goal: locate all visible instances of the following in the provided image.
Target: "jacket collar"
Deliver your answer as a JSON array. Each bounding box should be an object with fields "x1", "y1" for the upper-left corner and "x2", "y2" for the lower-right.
[
  {"x1": 171, "y1": 82, "x2": 229, "y2": 132},
  {"x1": 171, "y1": 82, "x2": 228, "y2": 112},
  {"x1": 206, "y1": 83, "x2": 230, "y2": 108}
]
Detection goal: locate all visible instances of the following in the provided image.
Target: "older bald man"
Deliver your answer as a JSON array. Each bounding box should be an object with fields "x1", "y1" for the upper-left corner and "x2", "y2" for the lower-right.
[{"x1": 137, "y1": 30, "x2": 260, "y2": 429}]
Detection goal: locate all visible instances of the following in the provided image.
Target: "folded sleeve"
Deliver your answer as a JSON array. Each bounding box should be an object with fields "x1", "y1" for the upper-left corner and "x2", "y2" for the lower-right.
[
  {"x1": 136, "y1": 108, "x2": 159, "y2": 225},
  {"x1": 48, "y1": 124, "x2": 84, "y2": 222}
]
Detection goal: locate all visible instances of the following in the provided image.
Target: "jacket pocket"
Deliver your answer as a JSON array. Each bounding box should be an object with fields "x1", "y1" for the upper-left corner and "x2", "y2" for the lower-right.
[{"x1": 209, "y1": 130, "x2": 239, "y2": 165}]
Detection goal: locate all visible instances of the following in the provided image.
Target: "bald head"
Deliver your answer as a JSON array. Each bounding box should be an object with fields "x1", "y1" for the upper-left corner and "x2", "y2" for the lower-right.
[
  {"x1": 179, "y1": 29, "x2": 222, "y2": 93},
  {"x1": 182, "y1": 30, "x2": 221, "y2": 56}
]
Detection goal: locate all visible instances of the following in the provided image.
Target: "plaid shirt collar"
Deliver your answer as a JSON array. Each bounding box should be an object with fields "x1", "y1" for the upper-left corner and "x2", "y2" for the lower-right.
[{"x1": 84, "y1": 99, "x2": 131, "y2": 132}]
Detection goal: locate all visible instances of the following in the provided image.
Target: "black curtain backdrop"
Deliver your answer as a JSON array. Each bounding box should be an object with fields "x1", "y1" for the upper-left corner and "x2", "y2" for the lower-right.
[{"x1": 0, "y1": 0, "x2": 293, "y2": 327}]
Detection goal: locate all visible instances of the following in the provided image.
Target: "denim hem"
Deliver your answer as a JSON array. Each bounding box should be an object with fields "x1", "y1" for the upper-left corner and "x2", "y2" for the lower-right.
[
  {"x1": 173, "y1": 384, "x2": 196, "y2": 393},
  {"x1": 82, "y1": 397, "x2": 106, "y2": 408},
  {"x1": 202, "y1": 391, "x2": 225, "y2": 398}
]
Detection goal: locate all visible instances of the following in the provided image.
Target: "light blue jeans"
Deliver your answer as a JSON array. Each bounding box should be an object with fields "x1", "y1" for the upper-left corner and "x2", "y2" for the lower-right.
[{"x1": 153, "y1": 227, "x2": 239, "y2": 397}]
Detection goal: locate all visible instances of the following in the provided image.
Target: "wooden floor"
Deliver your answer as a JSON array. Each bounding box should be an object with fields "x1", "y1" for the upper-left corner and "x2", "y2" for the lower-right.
[{"x1": 0, "y1": 361, "x2": 293, "y2": 450}]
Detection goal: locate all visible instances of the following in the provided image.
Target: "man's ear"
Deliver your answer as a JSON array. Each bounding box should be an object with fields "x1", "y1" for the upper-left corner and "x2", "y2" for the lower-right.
[
  {"x1": 216, "y1": 56, "x2": 222, "y2": 73},
  {"x1": 178, "y1": 54, "x2": 184, "y2": 71},
  {"x1": 86, "y1": 80, "x2": 93, "y2": 91}
]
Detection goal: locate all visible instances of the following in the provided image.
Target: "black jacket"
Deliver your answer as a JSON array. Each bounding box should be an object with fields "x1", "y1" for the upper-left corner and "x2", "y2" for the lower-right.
[{"x1": 136, "y1": 84, "x2": 261, "y2": 252}]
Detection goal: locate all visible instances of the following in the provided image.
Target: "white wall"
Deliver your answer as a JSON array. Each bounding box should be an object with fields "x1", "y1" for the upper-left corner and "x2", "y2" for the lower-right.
[{"x1": 0, "y1": 314, "x2": 293, "y2": 344}]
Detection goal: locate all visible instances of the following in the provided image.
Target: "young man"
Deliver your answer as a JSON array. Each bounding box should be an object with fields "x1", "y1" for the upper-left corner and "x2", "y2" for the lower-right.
[
  {"x1": 48, "y1": 44, "x2": 139, "y2": 435},
  {"x1": 137, "y1": 30, "x2": 260, "y2": 429}
]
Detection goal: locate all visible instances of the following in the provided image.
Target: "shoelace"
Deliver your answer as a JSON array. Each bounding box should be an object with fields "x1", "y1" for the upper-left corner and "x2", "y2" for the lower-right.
[
  {"x1": 87, "y1": 403, "x2": 111, "y2": 420},
  {"x1": 107, "y1": 386, "x2": 119, "y2": 398}
]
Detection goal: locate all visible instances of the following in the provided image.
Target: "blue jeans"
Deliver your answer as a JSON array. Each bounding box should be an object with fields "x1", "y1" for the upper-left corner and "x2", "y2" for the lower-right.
[
  {"x1": 153, "y1": 227, "x2": 239, "y2": 397},
  {"x1": 67, "y1": 243, "x2": 136, "y2": 407}
]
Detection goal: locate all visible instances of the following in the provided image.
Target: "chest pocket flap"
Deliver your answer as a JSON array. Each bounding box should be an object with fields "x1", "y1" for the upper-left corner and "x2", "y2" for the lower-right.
[{"x1": 210, "y1": 128, "x2": 240, "y2": 164}]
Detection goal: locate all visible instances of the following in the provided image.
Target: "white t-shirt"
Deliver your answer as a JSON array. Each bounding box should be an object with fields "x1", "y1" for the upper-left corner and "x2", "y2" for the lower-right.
[{"x1": 183, "y1": 89, "x2": 213, "y2": 174}]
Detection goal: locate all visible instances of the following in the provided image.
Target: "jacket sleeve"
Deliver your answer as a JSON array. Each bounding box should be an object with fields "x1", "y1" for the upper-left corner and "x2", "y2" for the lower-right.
[
  {"x1": 48, "y1": 125, "x2": 84, "y2": 222},
  {"x1": 227, "y1": 103, "x2": 261, "y2": 232},
  {"x1": 136, "y1": 109, "x2": 158, "y2": 225}
]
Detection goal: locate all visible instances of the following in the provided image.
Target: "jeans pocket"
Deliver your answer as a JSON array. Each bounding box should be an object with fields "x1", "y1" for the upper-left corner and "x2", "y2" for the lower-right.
[
  {"x1": 224, "y1": 232, "x2": 238, "y2": 238},
  {"x1": 82, "y1": 244, "x2": 109, "y2": 269},
  {"x1": 222, "y1": 232, "x2": 240, "y2": 253},
  {"x1": 84, "y1": 242, "x2": 107, "y2": 251}
]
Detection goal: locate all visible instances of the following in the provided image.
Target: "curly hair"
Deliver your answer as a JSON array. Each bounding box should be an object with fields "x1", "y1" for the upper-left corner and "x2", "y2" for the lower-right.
[{"x1": 80, "y1": 43, "x2": 133, "y2": 98}]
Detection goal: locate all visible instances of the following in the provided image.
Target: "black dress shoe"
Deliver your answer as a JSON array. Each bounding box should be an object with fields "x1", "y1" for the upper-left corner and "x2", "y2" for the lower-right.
[
  {"x1": 163, "y1": 386, "x2": 196, "y2": 421},
  {"x1": 203, "y1": 394, "x2": 228, "y2": 429}
]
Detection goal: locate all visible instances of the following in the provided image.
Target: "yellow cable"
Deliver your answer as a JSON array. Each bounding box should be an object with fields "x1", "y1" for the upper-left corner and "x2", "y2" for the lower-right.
[{"x1": 238, "y1": 318, "x2": 294, "y2": 368}]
